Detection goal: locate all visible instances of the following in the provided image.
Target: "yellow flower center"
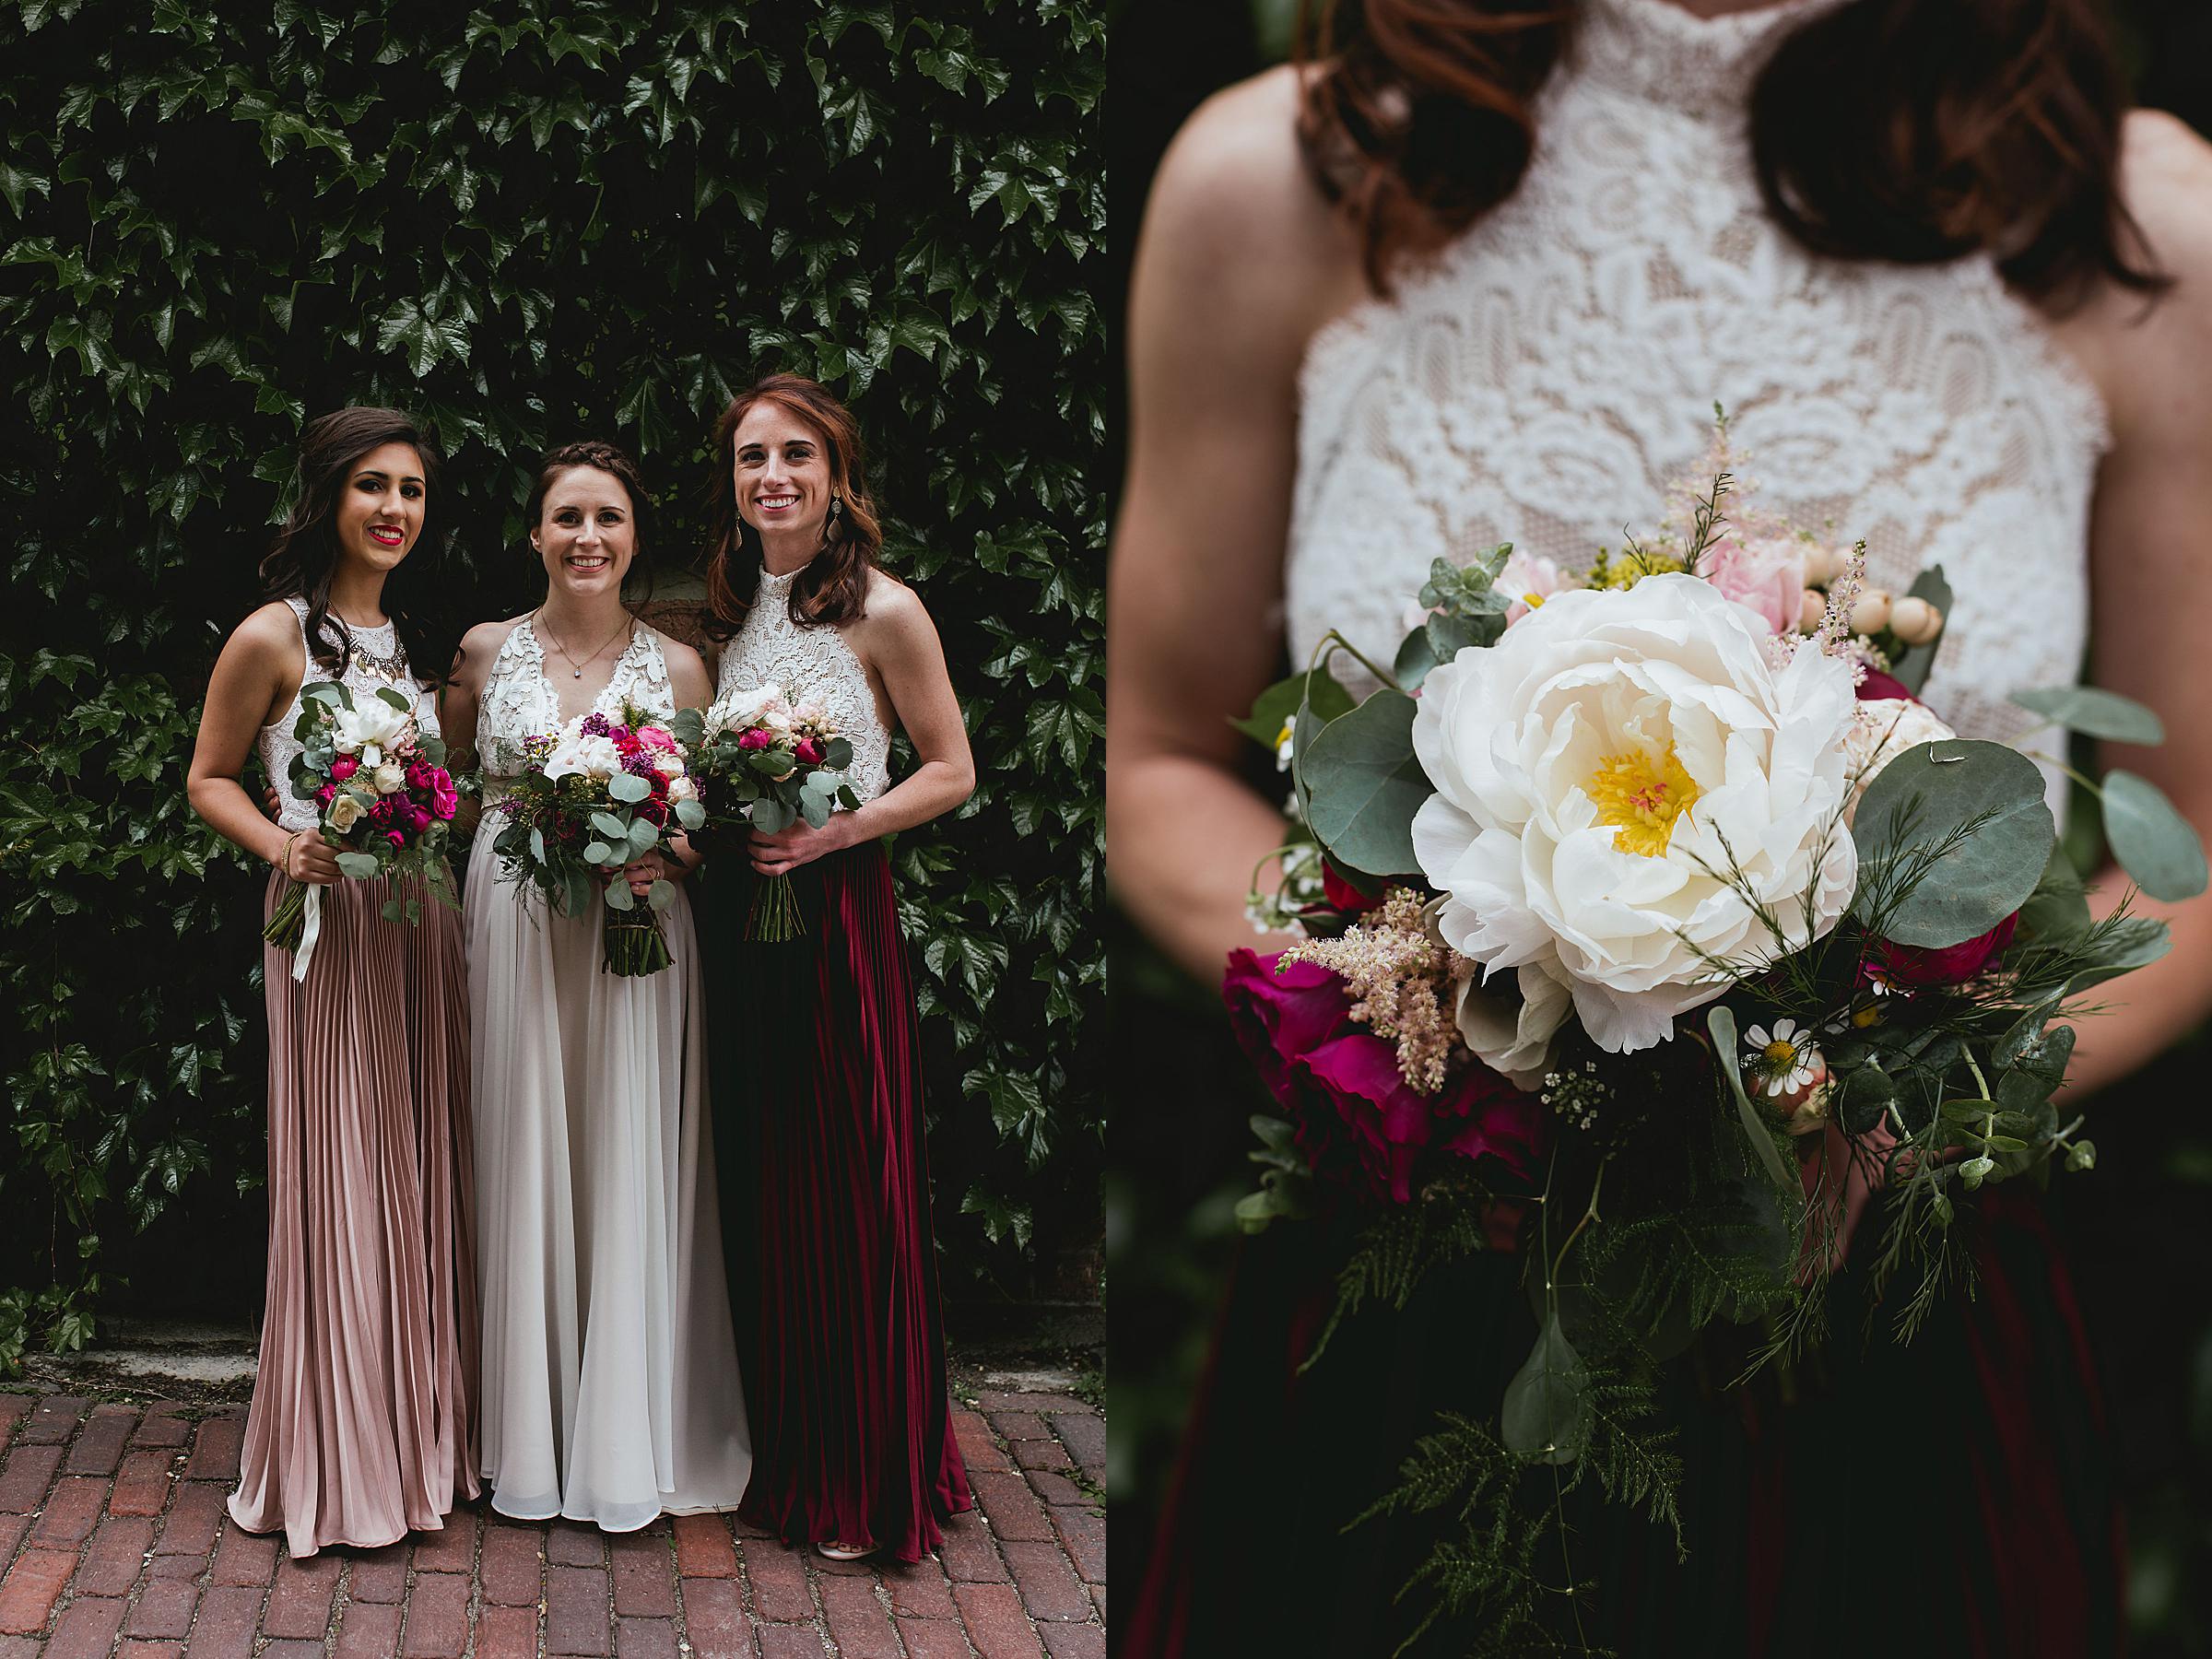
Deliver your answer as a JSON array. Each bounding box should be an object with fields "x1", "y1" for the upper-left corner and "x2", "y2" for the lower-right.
[
  {"x1": 1762, "y1": 1039, "x2": 1797, "y2": 1065},
  {"x1": 1523, "y1": 591, "x2": 1547, "y2": 610},
  {"x1": 1852, "y1": 1005, "x2": 1881, "y2": 1030},
  {"x1": 1585, "y1": 745, "x2": 1700, "y2": 858}
]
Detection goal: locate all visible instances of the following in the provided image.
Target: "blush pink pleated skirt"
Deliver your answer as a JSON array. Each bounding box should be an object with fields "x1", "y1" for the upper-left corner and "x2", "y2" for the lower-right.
[{"x1": 228, "y1": 869, "x2": 481, "y2": 1558}]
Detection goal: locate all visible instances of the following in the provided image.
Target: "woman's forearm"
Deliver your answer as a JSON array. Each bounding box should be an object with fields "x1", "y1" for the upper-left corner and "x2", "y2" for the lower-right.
[
  {"x1": 843, "y1": 760, "x2": 972, "y2": 843},
  {"x1": 188, "y1": 776, "x2": 293, "y2": 869},
  {"x1": 2068, "y1": 865, "x2": 2212, "y2": 1095},
  {"x1": 1108, "y1": 750, "x2": 1297, "y2": 986}
]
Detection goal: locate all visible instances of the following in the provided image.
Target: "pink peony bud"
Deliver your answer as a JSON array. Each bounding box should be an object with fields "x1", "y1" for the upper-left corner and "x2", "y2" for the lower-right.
[
  {"x1": 737, "y1": 727, "x2": 772, "y2": 751},
  {"x1": 329, "y1": 755, "x2": 359, "y2": 782},
  {"x1": 795, "y1": 736, "x2": 825, "y2": 766}
]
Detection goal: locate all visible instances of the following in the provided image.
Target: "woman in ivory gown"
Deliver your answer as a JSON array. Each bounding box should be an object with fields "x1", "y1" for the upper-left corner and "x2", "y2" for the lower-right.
[
  {"x1": 186, "y1": 406, "x2": 476, "y2": 1557},
  {"x1": 443, "y1": 439, "x2": 750, "y2": 1528},
  {"x1": 1109, "y1": 0, "x2": 2212, "y2": 1652},
  {"x1": 697, "y1": 374, "x2": 975, "y2": 1563}
]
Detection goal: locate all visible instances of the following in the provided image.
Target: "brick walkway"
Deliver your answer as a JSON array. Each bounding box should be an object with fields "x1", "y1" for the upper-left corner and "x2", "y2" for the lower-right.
[{"x1": 0, "y1": 1390, "x2": 1104, "y2": 1657}]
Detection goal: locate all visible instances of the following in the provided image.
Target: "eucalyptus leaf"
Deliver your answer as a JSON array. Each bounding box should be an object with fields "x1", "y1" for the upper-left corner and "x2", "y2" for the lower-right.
[
  {"x1": 2062, "y1": 915, "x2": 2171, "y2": 996},
  {"x1": 647, "y1": 878, "x2": 676, "y2": 912},
  {"x1": 1851, "y1": 740, "x2": 2054, "y2": 948},
  {"x1": 333, "y1": 852, "x2": 381, "y2": 879},
  {"x1": 582, "y1": 841, "x2": 613, "y2": 865},
  {"x1": 589, "y1": 811, "x2": 629, "y2": 838},
  {"x1": 1837, "y1": 1062, "x2": 1897, "y2": 1136},
  {"x1": 2102, "y1": 770, "x2": 2208, "y2": 901},
  {"x1": 2015, "y1": 841, "x2": 2089, "y2": 946},
  {"x1": 1500, "y1": 1312, "x2": 1589, "y2": 1466},
  {"x1": 1300, "y1": 689, "x2": 1428, "y2": 878},
  {"x1": 374, "y1": 686, "x2": 411, "y2": 712},
  {"x1": 674, "y1": 799, "x2": 705, "y2": 830},
  {"x1": 1232, "y1": 667, "x2": 1355, "y2": 747},
  {"x1": 603, "y1": 878, "x2": 634, "y2": 912},
  {"x1": 2009, "y1": 686, "x2": 2165, "y2": 746},
  {"x1": 606, "y1": 772, "x2": 652, "y2": 804}
]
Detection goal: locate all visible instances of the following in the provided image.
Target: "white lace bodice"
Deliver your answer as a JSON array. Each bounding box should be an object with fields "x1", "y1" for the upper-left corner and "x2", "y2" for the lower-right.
[
  {"x1": 257, "y1": 597, "x2": 441, "y2": 833},
  {"x1": 477, "y1": 617, "x2": 677, "y2": 790},
  {"x1": 1288, "y1": 0, "x2": 2104, "y2": 782},
  {"x1": 713, "y1": 569, "x2": 893, "y2": 804}
]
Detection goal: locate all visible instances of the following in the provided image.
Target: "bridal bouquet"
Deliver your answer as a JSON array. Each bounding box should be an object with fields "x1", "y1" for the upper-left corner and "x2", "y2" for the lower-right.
[
  {"x1": 673, "y1": 684, "x2": 859, "y2": 942},
  {"x1": 266, "y1": 682, "x2": 461, "y2": 981},
  {"x1": 1230, "y1": 422, "x2": 2206, "y2": 1648},
  {"x1": 490, "y1": 704, "x2": 707, "y2": 976}
]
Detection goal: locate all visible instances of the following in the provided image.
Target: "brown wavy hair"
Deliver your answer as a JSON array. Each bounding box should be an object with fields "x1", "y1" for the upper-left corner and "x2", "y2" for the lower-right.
[
  {"x1": 702, "y1": 374, "x2": 882, "y2": 638},
  {"x1": 528, "y1": 438, "x2": 657, "y2": 606},
  {"x1": 1296, "y1": 0, "x2": 2167, "y2": 310},
  {"x1": 258, "y1": 406, "x2": 453, "y2": 683}
]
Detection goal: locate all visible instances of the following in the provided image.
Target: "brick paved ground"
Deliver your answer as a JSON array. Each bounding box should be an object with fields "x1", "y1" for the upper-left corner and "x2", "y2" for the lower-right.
[{"x1": 0, "y1": 1389, "x2": 1104, "y2": 1657}]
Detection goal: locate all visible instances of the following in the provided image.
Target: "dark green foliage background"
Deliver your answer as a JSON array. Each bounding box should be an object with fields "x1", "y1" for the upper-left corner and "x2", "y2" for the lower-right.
[{"x1": 0, "y1": 0, "x2": 1105, "y2": 1365}]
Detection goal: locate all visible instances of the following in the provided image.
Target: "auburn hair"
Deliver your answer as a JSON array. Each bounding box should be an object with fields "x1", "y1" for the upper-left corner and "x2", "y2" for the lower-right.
[
  {"x1": 702, "y1": 374, "x2": 883, "y2": 638},
  {"x1": 258, "y1": 406, "x2": 453, "y2": 683},
  {"x1": 1295, "y1": 0, "x2": 2167, "y2": 311}
]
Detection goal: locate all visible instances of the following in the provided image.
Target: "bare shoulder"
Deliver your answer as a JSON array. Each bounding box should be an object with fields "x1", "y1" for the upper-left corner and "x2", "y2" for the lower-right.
[
  {"x1": 229, "y1": 599, "x2": 303, "y2": 655},
  {"x1": 861, "y1": 567, "x2": 928, "y2": 628},
  {"x1": 653, "y1": 627, "x2": 709, "y2": 683},
  {"x1": 1135, "y1": 64, "x2": 1366, "y2": 378},
  {"x1": 2066, "y1": 111, "x2": 2212, "y2": 441}
]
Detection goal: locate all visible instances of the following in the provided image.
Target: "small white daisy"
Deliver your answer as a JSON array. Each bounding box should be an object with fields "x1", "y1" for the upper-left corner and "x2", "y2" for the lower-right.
[{"x1": 1743, "y1": 1017, "x2": 1818, "y2": 1098}]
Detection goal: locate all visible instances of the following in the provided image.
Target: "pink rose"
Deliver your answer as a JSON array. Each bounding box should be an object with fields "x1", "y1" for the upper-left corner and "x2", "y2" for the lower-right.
[
  {"x1": 1701, "y1": 534, "x2": 1807, "y2": 636},
  {"x1": 1496, "y1": 549, "x2": 1571, "y2": 627},
  {"x1": 384, "y1": 830, "x2": 406, "y2": 848},
  {"x1": 329, "y1": 755, "x2": 359, "y2": 782},
  {"x1": 406, "y1": 805, "x2": 432, "y2": 833},
  {"x1": 737, "y1": 727, "x2": 773, "y2": 751},
  {"x1": 636, "y1": 725, "x2": 678, "y2": 753},
  {"x1": 433, "y1": 789, "x2": 459, "y2": 820},
  {"x1": 314, "y1": 783, "x2": 336, "y2": 808},
  {"x1": 795, "y1": 736, "x2": 825, "y2": 767}
]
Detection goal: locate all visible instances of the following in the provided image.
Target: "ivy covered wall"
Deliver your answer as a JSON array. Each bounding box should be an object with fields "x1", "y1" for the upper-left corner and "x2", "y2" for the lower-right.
[{"x1": 0, "y1": 0, "x2": 1105, "y2": 1363}]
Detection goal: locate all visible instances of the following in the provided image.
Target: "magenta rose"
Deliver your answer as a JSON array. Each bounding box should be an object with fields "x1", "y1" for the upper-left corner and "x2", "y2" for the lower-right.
[
  {"x1": 432, "y1": 787, "x2": 459, "y2": 820},
  {"x1": 1222, "y1": 948, "x2": 1547, "y2": 1205},
  {"x1": 795, "y1": 736, "x2": 826, "y2": 766},
  {"x1": 1856, "y1": 668, "x2": 1913, "y2": 702},
  {"x1": 406, "y1": 804, "x2": 433, "y2": 833},
  {"x1": 328, "y1": 755, "x2": 359, "y2": 782},
  {"x1": 383, "y1": 830, "x2": 406, "y2": 848},
  {"x1": 1702, "y1": 535, "x2": 1806, "y2": 636},
  {"x1": 1865, "y1": 912, "x2": 2018, "y2": 989},
  {"x1": 737, "y1": 727, "x2": 773, "y2": 751}
]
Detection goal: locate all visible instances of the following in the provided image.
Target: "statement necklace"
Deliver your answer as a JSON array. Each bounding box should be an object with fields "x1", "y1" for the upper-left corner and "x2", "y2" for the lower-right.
[{"x1": 334, "y1": 614, "x2": 409, "y2": 680}]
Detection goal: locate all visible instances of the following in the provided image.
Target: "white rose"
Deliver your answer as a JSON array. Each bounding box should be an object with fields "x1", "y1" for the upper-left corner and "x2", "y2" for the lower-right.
[
  {"x1": 652, "y1": 749, "x2": 684, "y2": 778},
  {"x1": 372, "y1": 761, "x2": 406, "y2": 794},
  {"x1": 326, "y1": 793, "x2": 365, "y2": 832},
  {"x1": 666, "y1": 774, "x2": 697, "y2": 804},
  {"x1": 1412, "y1": 573, "x2": 1860, "y2": 1064},
  {"x1": 1841, "y1": 699, "x2": 1957, "y2": 822}
]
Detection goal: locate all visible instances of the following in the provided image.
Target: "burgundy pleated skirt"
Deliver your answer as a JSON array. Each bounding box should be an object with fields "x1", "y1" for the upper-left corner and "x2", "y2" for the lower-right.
[
  {"x1": 704, "y1": 842, "x2": 971, "y2": 1562},
  {"x1": 230, "y1": 870, "x2": 480, "y2": 1559},
  {"x1": 1123, "y1": 1183, "x2": 2121, "y2": 1656}
]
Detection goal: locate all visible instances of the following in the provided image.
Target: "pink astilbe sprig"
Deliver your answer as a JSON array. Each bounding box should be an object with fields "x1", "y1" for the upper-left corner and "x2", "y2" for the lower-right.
[{"x1": 1278, "y1": 888, "x2": 1465, "y2": 1095}]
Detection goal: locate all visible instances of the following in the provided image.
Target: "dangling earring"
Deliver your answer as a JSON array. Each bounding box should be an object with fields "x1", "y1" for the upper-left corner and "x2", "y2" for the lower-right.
[{"x1": 829, "y1": 495, "x2": 844, "y2": 519}]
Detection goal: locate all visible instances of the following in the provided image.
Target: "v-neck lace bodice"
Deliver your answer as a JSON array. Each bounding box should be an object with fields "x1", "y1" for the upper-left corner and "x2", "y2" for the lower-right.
[
  {"x1": 1287, "y1": 0, "x2": 2105, "y2": 794},
  {"x1": 477, "y1": 617, "x2": 674, "y2": 791},
  {"x1": 714, "y1": 569, "x2": 893, "y2": 804}
]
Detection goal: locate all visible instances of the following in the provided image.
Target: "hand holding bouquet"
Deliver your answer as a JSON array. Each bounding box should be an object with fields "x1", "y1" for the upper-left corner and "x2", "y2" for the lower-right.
[
  {"x1": 490, "y1": 704, "x2": 707, "y2": 976},
  {"x1": 265, "y1": 682, "x2": 461, "y2": 981},
  {"x1": 674, "y1": 684, "x2": 860, "y2": 941},
  {"x1": 1230, "y1": 413, "x2": 2208, "y2": 1646}
]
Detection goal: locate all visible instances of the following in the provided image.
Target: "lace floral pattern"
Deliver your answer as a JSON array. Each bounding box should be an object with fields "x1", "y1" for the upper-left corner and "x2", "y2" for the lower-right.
[
  {"x1": 1287, "y1": 0, "x2": 2105, "y2": 806},
  {"x1": 477, "y1": 618, "x2": 675, "y2": 791},
  {"x1": 257, "y1": 597, "x2": 440, "y2": 833},
  {"x1": 714, "y1": 570, "x2": 892, "y2": 804}
]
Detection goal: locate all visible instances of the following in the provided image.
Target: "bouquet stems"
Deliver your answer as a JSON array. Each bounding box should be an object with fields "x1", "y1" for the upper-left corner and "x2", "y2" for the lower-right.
[
  {"x1": 746, "y1": 872, "x2": 806, "y2": 942},
  {"x1": 602, "y1": 907, "x2": 673, "y2": 977},
  {"x1": 264, "y1": 877, "x2": 308, "y2": 953}
]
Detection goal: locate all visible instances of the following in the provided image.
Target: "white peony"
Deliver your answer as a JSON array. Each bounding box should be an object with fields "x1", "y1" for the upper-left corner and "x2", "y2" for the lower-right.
[
  {"x1": 331, "y1": 698, "x2": 413, "y2": 757},
  {"x1": 652, "y1": 749, "x2": 685, "y2": 778},
  {"x1": 544, "y1": 730, "x2": 624, "y2": 782},
  {"x1": 1841, "y1": 699, "x2": 1956, "y2": 822},
  {"x1": 712, "y1": 682, "x2": 786, "y2": 733},
  {"x1": 666, "y1": 774, "x2": 697, "y2": 804},
  {"x1": 1412, "y1": 573, "x2": 1860, "y2": 1065}
]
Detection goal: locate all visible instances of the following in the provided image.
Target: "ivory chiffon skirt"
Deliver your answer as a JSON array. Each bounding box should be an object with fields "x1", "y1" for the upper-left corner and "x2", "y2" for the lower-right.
[
  {"x1": 229, "y1": 870, "x2": 480, "y2": 1558},
  {"x1": 465, "y1": 830, "x2": 751, "y2": 1530}
]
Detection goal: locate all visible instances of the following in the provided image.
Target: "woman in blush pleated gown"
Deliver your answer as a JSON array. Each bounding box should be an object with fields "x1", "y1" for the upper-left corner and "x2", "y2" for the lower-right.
[
  {"x1": 697, "y1": 374, "x2": 975, "y2": 1563},
  {"x1": 442, "y1": 439, "x2": 751, "y2": 1531},
  {"x1": 187, "y1": 406, "x2": 477, "y2": 1558}
]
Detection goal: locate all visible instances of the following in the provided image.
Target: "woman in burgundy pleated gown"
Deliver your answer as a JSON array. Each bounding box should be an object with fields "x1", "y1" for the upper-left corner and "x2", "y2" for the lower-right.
[
  {"x1": 698, "y1": 374, "x2": 976, "y2": 1562},
  {"x1": 187, "y1": 408, "x2": 477, "y2": 1557}
]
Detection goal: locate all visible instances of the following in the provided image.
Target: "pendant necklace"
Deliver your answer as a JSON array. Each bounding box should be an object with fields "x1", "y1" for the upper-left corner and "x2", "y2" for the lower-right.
[{"x1": 538, "y1": 612, "x2": 635, "y2": 679}]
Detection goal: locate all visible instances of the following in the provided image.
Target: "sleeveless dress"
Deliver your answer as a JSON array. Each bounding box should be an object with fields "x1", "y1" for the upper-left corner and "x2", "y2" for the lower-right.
[
  {"x1": 231, "y1": 598, "x2": 479, "y2": 1558},
  {"x1": 703, "y1": 565, "x2": 972, "y2": 1562},
  {"x1": 466, "y1": 618, "x2": 752, "y2": 1529},
  {"x1": 1124, "y1": 0, "x2": 2122, "y2": 1651}
]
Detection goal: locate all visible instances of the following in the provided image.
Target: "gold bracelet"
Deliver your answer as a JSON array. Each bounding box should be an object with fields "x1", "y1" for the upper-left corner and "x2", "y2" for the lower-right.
[{"x1": 277, "y1": 830, "x2": 301, "y2": 877}]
